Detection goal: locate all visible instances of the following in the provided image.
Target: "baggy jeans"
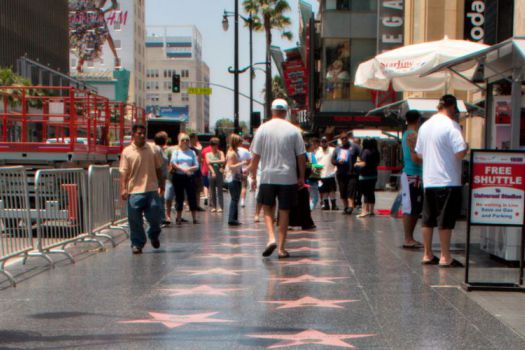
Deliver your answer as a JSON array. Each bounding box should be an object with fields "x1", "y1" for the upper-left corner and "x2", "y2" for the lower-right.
[
  {"x1": 208, "y1": 173, "x2": 224, "y2": 209},
  {"x1": 127, "y1": 191, "x2": 162, "y2": 248}
]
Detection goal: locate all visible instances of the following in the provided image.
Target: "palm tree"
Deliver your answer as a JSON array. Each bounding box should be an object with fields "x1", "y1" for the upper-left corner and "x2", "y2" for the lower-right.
[{"x1": 243, "y1": 0, "x2": 292, "y2": 119}]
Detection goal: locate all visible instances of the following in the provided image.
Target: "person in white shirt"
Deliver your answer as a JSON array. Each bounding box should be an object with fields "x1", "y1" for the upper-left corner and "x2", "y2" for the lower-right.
[
  {"x1": 250, "y1": 99, "x2": 306, "y2": 259},
  {"x1": 237, "y1": 145, "x2": 252, "y2": 208},
  {"x1": 315, "y1": 137, "x2": 337, "y2": 210},
  {"x1": 415, "y1": 95, "x2": 468, "y2": 268}
]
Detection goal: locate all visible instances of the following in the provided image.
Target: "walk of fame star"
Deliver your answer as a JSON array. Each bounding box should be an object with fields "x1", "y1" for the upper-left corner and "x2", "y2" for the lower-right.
[
  {"x1": 278, "y1": 258, "x2": 340, "y2": 266},
  {"x1": 159, "y1": 285, "x2": 245, "y2": 296},
  {"x1": 181, "y1": 268, "x2": 254, "y2": 276},
  {"x1": 287, "y1": 238, "x2": 326, "y2": 243},
  {"x1": 217, "y1": 242, "x2": 260, "y2": 248},
  {"x1": 286, "y1": 247, "x2": 334, "y2": 253},
  {"x1": 199, "y1": 253, "x2": 253, "y2": 260},
  {"x1": 119, "y1": 312, "x2": 233, "y2": 329},
  {"x1": 269, "y1": 274, "x2": 349, "y2": 284},
  {"x1": 261, "y1": 296, "x2": 359, "y2": 309},
  {"x1": 229, "y1": 228, "x2": 263, "y2": 232},
  {"x1": 228, "y1": 234, "x2": 259, "y2": 239},
  {"x1": 247, "y1": 329, "x2": 375, "y2": 348}
]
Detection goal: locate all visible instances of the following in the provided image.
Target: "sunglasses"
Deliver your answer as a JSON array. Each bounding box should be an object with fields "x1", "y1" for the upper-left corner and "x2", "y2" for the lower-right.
[{"x1": 181, "y1": 139, "x2": 190, "y2": 142}]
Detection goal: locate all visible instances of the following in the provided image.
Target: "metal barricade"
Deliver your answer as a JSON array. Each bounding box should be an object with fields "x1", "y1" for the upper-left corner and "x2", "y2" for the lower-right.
[
  {"x1": 0, "y1": 167, "x2": 52, "y2": 287},
  {"x1": 34, "y1": 168, "x2": 103, "y2": 263},
  {"x1": 109, "y1": 167, "x2": 129, "y2": 229},
  {"x1": 87, "y1": 165, "x2": 127, "y2": 246}
]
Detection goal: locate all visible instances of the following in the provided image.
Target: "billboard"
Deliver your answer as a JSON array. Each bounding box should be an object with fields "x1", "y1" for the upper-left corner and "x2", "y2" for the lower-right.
[
  {"x1": 69, "y1": 0, "x2": 128, "y2": 73},
  {"x1": 464, "y1": 0, "x2": 485, "y2": 42},
  {"x1": 146, "y1": 106, "x2": 189, "y2": 123}
]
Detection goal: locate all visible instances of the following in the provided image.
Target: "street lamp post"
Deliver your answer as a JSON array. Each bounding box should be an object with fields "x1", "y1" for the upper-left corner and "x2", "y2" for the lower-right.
[{"x1": 223, "y1": 2, "x2": 253, "y2": 135}]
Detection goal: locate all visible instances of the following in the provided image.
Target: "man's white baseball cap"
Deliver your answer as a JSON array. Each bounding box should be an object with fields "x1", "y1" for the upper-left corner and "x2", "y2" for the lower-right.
[{"x1": 271, "y1": 98, "x2": 289, "y2": 111}]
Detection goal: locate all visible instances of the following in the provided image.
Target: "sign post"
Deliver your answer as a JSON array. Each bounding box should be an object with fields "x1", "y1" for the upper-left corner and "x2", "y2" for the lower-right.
[{"x1": 464, "y1": 150, "x2": 525, "y2": 292}]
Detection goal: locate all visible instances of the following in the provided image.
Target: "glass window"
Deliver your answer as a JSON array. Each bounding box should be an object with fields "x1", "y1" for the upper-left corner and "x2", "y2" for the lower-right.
[
  {"x1": 323, "y1": 39, "x2": 351, "y2": 100},
  {"x1": 114, "y1": 39, "x2": 121, "y2": 49},
  {"x1": 326, "y1": 0, "x2": 377, "y2": 11}
]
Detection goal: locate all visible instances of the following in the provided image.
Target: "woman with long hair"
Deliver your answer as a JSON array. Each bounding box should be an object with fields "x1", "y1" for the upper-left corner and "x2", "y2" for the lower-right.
[
  {"x1": 354, "y1": 138, "x2": 380, "y2": 218},
  {"x1": 169, "y1": 133, "x2": 199, "y2": 225},
  {"x1": 206, "y1": 137, "x2": 225, "y2": 213},
  {"x1": 225, "y1": 134, "x2": 246, "y2": 226}
]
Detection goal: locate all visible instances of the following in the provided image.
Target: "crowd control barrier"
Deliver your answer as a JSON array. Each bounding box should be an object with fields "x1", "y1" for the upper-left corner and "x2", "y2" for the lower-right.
[
  {"x1": 33, "y1": 168, "x2": 104, "y2": 264},
  {"x1": 110, "y1": 167, "x2": 128, "y2": 227},
  {"x1": 88, "y1": 165, "x2": 128, "y2": 247}
]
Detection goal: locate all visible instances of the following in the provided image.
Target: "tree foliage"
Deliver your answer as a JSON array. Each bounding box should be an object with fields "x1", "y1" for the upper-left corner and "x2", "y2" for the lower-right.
[{"x1": 0, "y1": 67, "x2": 47, "y2": 107}]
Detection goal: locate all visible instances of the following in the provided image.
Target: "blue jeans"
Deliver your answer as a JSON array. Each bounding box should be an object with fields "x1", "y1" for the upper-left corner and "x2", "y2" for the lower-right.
[
  {"x1": 307, "y1": 179, "x2": 320, "y2": 210},
  {"x1": 228, "y1": 180, "x2": 241, "y2": 223},
  {"x1": 127, "y1": 192, "x2": 162, "y2": 248}
]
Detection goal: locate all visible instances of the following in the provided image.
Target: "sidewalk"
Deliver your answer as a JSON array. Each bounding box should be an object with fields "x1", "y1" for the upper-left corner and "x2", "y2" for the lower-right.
[{"x1": 0, "y1": 193, "x2": 524, "y2": 349}]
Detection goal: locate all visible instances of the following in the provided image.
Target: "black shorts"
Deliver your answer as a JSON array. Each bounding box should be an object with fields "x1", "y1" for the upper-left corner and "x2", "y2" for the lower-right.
[
  {"x1": 319, "y1": 177, "x2": 336, "y2": 193},
  {"x1": 401, "y1": 174, "x2": 423, "y2": 216},
  {"x1": 257, "y1": 184, "x2": 298, "y2": 210},
  {"x1": 337, "y1": 174, "x2": 357, "y2": 200},
  {"x1": 422, "y1": 187, "x2": 462, "y2": 230}
]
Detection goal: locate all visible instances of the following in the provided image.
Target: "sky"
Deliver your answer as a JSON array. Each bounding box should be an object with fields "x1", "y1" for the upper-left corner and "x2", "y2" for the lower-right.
[{"x1": 146, "y1": 0, "x2": 318, "y2": 129}]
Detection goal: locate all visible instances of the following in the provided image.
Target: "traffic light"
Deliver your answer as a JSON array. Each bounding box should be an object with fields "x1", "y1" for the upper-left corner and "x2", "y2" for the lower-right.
[{"x1": 172, "y1": 74, "x2": 181, "y2": 93}]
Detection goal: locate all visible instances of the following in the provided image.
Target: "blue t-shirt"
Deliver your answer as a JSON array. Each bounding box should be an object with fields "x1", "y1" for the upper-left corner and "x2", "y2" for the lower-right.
[{"x1": 171, "y1": 149, "x2": 198, "y2": 175}]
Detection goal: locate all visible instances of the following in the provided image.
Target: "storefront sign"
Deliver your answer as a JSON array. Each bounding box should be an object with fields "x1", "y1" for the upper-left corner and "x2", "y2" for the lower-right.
[
  {"x1": 377, "y1": 0, "x2": 405, "y2": 53},
  {"x1": 470, "y1": 151, "x2": 525, "y2": 226},
  {"x1": 464, "y1": 0, "x2": 485, "y2": 42}
]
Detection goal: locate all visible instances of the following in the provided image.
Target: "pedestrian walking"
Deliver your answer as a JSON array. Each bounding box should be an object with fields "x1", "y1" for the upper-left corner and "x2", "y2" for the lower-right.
[
  {"x1": 154, "y1": 131, "x2": 170, "y2": 226},
  {"x1": 315, "y1": 137, "x2": 338, "y2": 210},
  {"x1": 237, "y1": 143, "x2": 252, "y2": 208},
  {"x1": 401, "y1": 110, "x2": 424, "y2": 249},
  {"x1": 189, "y1": 133, "x2": 206, "y2": 212},
  {"x1": 170, "y1": 133, "x2": 199, "y2": 225},
  {"x1": 306, "y1": 141, "x2": 321, "y2": 210},
  {"x1": 201, "y1": 142, "x2": 213, "y2": 207},
  {"x1": 119, "y1": 124, "x2": 164, "y2": 254},
  {"x1": 355, "y1": 138, "x2": 380, "y2": 218},
  {"x1": 225, "y1": 134, "x2": 246, "y2": 226},
  {"x1": 251, "y1": 99, "x2": 306, "y2": 259},
  {"x1": 206, "y1": 137, "x2": 225, "y2": 213},
  {"x1": 332, "y1": 131, "x2": 360, "y2": 214},
  {"x1": 352, "y1": 137, "x2": 363, "y2": 209},
  {"x1": 415, "y1": 95, "x2": 468, "y2": 267}
]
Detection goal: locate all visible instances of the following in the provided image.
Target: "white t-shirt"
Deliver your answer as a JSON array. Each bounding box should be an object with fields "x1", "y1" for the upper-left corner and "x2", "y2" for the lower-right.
[
  {"x1": 415, "y1": 113, "x2": 467, "y2": 188},
  {"x1": 251, "y1": 118, "x2": 306, "y2": 185},
  {"x1": 237, "y1": 147, "x2": 251, "y2": 173},
  {"x1": 315, "y1": 147, "x2": 336, "y2": 178}
]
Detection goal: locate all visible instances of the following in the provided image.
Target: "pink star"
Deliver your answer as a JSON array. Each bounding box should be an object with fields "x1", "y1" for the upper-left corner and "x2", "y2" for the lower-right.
[
  {"x1": 199, "y1": 253, "x2": 253, "y2": 260},
  {"x1": 181, "y1": 268, "x2": 254, "y2": 276},
  {"x1": 287, "y1": 238, "x2": 324, "y2": 243},
  {"x1": 247, "y1": 329, "x2": 375, "y2": 348},
  {"x1": 159, "y1": 285, "x2": 245, "y2": 296},
  {"x1": 120, "y1": 312, "x2": 233, "y2": 329},
  {"x1": 261, "y1": 296, "x2": 359, "y2": 309},
  {"x1": 288, "y1": 230, "x2": 327, "y2": 235},
  {"x1": 279, "y1": 258, "x2": 339, "y2": 267},
  {"x1": 229, "y1": 234, "x2": 259, "y2": 239},
  {"x1": 269, "y1": 274, "x2": 349, "y2": 284},
  {"x1": 286, "y1": 247, "x2": 334, "y2": 253},
  {"x1": 228, "y1": 228, "x2": 264, "y2": 232}
]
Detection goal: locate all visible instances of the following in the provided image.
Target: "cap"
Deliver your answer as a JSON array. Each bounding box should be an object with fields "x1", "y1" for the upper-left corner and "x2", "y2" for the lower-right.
[
  {"x1": 271, "y1": 98, "x2": 289, "y2": 111},
  {"x1": 439, "y1": 94, "x2": 459, "y2": 112},
  {"x1": 321, "y1": 136, "x2": 328, "y2": 142}
]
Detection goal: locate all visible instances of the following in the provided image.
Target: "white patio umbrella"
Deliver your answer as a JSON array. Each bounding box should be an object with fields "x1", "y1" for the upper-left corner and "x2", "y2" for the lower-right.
[{"x1": 354, "y1": 37, "x2": 488, "y2": 92}]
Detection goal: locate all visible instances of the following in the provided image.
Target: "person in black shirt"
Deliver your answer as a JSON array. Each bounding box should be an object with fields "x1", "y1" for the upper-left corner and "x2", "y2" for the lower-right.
[
  {"x1": 354, "y1": 138, "x2": 380, "y2": 218},
  {"x1": 331, "y1": 131, "x2": 360, "y2": 214}
]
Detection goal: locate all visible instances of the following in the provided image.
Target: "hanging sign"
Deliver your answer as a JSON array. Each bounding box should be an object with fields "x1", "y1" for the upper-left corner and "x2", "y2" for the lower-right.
[{"x1": 470, "y1": 151, "x2": 525, "y2": 226}]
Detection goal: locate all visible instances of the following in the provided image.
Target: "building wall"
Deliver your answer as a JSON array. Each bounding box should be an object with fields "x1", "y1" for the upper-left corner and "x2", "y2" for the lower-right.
[
  {"x1": 145, "y1": 26, "x2": 210, "y2": 133},
  {"x1": 69, "y1": 0, "x2": 145, "y2": 107},
  {"x1": 0, "y1": 0, "x2": 69, "y2": 74}
]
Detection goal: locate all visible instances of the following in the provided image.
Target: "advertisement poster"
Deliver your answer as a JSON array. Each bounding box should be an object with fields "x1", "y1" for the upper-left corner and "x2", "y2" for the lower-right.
[
  {"x1": 69, "y1": 0, "x2": 126, "y2": 72},
  {"x1": 493, "y1": 96, "x2": 512, "y2": 149},
  {"x1": 470, "y1": 151, "x2": 525, "y2": 226}
]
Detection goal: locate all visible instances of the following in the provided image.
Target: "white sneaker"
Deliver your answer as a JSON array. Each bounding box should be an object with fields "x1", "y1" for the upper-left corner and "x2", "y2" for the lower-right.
[{"x1": 241, "y1": 199, "x2": 245, "y2": 208}]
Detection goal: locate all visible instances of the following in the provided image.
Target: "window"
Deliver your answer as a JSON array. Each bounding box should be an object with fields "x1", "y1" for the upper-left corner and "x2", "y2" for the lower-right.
[
  {"x1": 164, "y1": 70, "x2": 167, "y2": 78},
  {"x1": 114, "y1": 39, "x2": 122, "y2": 49},
  {"x1": 70, "y1": 58, "x2": 77, "y2": 67},
  {"x1": 325, "y1": 0, "x2": 376, "y2": 11},
  {"x1": 155, "y1": 69, "x2": 159, "y2": 78},
  {"x1": 323, "y1": 39, "x2": 351, "y2": 100},
  {"x1": 155, "y1": 82, "x2": 159, "y2": 90},
  {"x1": 182, "y1": 93, "x2": 189, "y2": 102}
]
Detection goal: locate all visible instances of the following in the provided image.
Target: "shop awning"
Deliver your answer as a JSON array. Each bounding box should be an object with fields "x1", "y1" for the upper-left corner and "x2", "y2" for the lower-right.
[{"x1": 422, "y1": 37, "x2": 525, "y2": 85}]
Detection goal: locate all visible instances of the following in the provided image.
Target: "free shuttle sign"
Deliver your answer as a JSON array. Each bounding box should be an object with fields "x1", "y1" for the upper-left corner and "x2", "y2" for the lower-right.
[{"x1": 470, "y1": 151, "x2": 525, "y2": 226}]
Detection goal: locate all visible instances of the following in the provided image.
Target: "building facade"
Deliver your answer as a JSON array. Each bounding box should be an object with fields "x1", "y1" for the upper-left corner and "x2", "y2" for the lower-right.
[
  {"x1": 69, "y1": 0, "x2": 146, "y2": 107},
  {"x1": 0, "y1": 0, "x2": 69, "y2": 75},
  {"x1": 145, "y1": 26, "x2": 210, "y2": 133}
]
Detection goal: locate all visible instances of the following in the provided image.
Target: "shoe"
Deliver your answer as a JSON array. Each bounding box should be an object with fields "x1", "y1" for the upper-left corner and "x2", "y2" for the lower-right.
[
  {"x1": 217, "y1": 208, "x2": 223, "y2": 213},
  {"x1": 228, "y1": 221, "x2": 241, "y2": 226},
  {"x1": 357, "y1": 212, "x2": 370, "y2": 218},
  {"x1": 204, "y1": 198, "x2": 208, "y2": 206},
  {"x1": 301, "y1": 225, "x2": 316, "y2": 230},
  {"x1": 181, "y1": 218, "x2": 189, "y2": 223},
  {"x1": 402, "y1": 241, "x2": 423, "y2": 249},
  {"x1": 196, "y1": 207, "x2": 206, "y2": 212},
  {"x1": 344, "y1": 207, "x2": 353, "y2": 215},
  {"x1": 439, "y1": 259, "x2": 464, "y2": 268},
  {"x1": 241, "y1": 200, "x2": 245, "y2": 208},
  {"x1": 211, "y1": 208, "x2": 217, "y2": 213},
  {"x1": 151, "y1": 238, "x2": 160, "y2": 249},
  {"x1": 421, "y1": 256, "x2": 439, "y2": 265},
  {"x1": 262, "y1": 242, "x2": 277, "y2": 257},
  {"x1": 322, "y1": 205, "x2": 330, "y2": 210},
  {"x1": 131, "y1": 246, "x2": 142, "y2": 254},
  {"x1": 254, "y1": 216, "x2": 260, "y2": 223},
  {"x1": 278, "y1": 250, "x2": 291, "y2": 259},
  {"x1": 176, "y1": 219, "x2": 182, "y2": 226}
]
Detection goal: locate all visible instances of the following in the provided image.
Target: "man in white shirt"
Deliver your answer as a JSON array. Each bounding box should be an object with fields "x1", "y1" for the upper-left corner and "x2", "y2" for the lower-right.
[
  {"x1": 315, "y1": 137, "x2": 337, "y2": 210},
  {"x1": 415, "y1": 95, "x2": 468, "y2": 267},
  {"x1": 251, "y1": 99, "x2": 306, "y2": 259}
]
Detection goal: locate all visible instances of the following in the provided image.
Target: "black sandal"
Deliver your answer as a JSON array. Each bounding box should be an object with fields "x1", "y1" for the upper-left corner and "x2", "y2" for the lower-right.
[
  {"x1": 439, "y1": 259, "x2": 464, "y2": 268},
  {"x1": 262, "y1": 242, "x2": 277, "y2": 257},
  {"x1": 278, "y1": 250, "x2": 290, "y2": 259},
  {"x1": 421, "y1": 256, "x2": 439, "y2": 265}
]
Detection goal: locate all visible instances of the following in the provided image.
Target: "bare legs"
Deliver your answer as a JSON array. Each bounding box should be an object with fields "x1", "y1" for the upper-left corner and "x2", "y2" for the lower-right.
[
  {"x1": 263, "y1": 205, "x2": 276, "y2": 244},
  {"x1": 403, "y1": 215, "x2": 420, "y2": 245},
  {"x1": 422, "y1": 227, "x2": 453, "y2": 264},
  {"x1": 277, "y1": 210, "x2": 290, "y2": 255}
]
